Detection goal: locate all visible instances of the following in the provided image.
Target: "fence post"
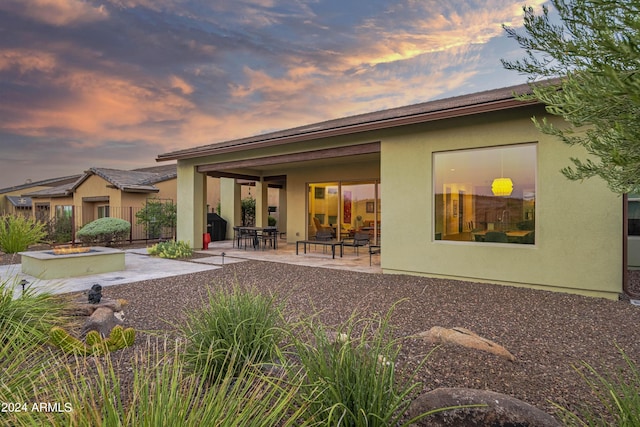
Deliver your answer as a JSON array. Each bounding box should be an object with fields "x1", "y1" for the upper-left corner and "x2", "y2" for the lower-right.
[
  {"x1": 129, "y1": 206, "x2": 133, "y2": 243},
  {"x1": 71, "y1": 205, "x2": 76, "y2": 243}
]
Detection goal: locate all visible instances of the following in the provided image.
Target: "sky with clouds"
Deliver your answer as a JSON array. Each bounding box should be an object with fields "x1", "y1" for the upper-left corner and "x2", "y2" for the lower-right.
[{"x1": 0, "y1": 0, "x2": 548, "y2": 188}]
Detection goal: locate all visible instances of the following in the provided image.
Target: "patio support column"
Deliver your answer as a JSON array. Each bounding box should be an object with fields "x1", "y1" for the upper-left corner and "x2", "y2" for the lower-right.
[
  {"x1": 220, "y1": 177, "x2": 241, "y2": 235},
  {"x1": 255, "y1": 178, "x2": 268, "y2": 227},
  {"x1": 278, "y1": 184, "x2": 287, "y2": 236},
  {"x1": 176, "y1": 162, "x2": 206, "y2": 249}
]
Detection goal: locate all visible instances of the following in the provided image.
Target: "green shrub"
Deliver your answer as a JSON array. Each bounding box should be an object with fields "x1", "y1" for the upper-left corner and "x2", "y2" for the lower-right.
[
  {"x1": 180, "y1": 286, "x2": 284, "y2": 381},
  {"x1": 289, "y1": 304, "x2": 432, "y2": 426},
  {"x1": 51, "y1": 215, "x2": 73, "y2": 243},
  {"x1": 268, "y1": 215, "x2": 277, "y2": 226},
  {"x1": 76, "y1": 217, "x2": 130, "y2": 245},
  {"x1": 147, "y1": 240, "x2": 193, "y2": 259},
  {"x1": 0, "y1": 214, "x2": 47, "y2": 253},
  {"x1": 556, "y1": 346, "x2": 640, "y2": 426}
]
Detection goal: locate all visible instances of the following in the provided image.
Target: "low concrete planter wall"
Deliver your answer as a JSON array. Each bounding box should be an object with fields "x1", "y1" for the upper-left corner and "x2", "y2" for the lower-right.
[{"x1": 20, "y1": 247, "x2": 126, "y2": 279}]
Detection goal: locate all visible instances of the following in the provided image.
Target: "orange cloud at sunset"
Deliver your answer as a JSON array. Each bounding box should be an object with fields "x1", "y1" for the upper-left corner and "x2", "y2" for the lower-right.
[{"x1": 0, "y1": 0, "x2": 543, "y2": 187}]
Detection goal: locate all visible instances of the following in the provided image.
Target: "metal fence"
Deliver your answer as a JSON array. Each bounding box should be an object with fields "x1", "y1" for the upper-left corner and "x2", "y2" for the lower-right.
[{"x1": 42, "y1": 205, "x2": 176, "y2": 245}]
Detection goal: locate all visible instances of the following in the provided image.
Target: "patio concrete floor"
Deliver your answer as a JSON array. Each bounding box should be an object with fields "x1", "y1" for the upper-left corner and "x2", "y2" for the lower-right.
[{"x1": 194, "y1": 239, "x2": 382, "y2": 274}]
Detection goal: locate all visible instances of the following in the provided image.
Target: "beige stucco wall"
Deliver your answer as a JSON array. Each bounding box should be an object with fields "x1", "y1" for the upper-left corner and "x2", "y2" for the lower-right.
[
  {"x1": 73, "y1": 175, "x2": 120, "y2": 203},
  {"x1": 381, "y1": 106, "x2": 622, "y2": 299}
]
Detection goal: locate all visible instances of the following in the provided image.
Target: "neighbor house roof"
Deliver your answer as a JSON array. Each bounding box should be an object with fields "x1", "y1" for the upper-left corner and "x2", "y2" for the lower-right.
[
  {"x1": 0, "y1": 175, "x2": 82, "y2": 195},
  {"x1": 6, "y1": 195, "x2": 33, "y2": 207},
  {"x1": 157, "y1": 81, "x2": 549, "y2": 162},
  {"x1": 26, "y1": 183, "x2": 75, "y2": 198},
  {"x1": 24, "y1": 165, "x2": 177, "y2": 198},
  {"x1": 70, "y1": 165, "x2": 177, "y2": 193}
]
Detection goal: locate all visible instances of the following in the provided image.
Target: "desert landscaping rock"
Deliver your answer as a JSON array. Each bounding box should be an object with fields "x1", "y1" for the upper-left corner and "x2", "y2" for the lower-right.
[
  {"x1": 3, "y1": 247, "x2": 640, "y2": 422},
  {"x1": 417, "y1": 326, "x2": 516, "y2": 362},
  {"x1": 407, "y1": 387, "x2": 562, "y2": 426}
]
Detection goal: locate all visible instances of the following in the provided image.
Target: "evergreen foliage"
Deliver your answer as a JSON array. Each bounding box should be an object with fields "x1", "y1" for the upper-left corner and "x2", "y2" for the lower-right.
[
  {"x1": 76, "y1": 217, "x2": 130, "y2": 245},
  {"x1": 0, "y1": 214, "x2": 47, "y2": 253},
  {"x1": 502, "y1": 0, "x2": 640, "y2": 193}
]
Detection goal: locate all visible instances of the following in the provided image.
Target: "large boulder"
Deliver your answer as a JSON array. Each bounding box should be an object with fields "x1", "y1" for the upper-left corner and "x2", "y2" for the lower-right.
[
  {"x1": 417, "y1": 327, "x2": 516, "y2": 362},
  {"x1": 66, "y1": 294, "x2": 127, "y2": 337},
  {"x1": 408, "y1": 387, "x2": 561, "y2": 427}
]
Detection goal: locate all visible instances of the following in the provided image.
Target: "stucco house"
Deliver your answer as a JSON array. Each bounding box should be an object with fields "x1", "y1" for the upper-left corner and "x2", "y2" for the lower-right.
[
  {"x1": 22, "y1": 165, "x2": 183, "y2": 241},
  {"x1": 0, "y1": 175, "x2": 81, "y2": 218},
  {"x1": 10, "y1": 165, "x2": 272, "y2": 242},
  {"x1": 159, "y1": 81, "x2": 625, "y2": 299}
]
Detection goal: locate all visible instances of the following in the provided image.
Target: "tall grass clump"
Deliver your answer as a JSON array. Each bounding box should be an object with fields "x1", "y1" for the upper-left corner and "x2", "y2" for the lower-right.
[
  {"x1": 25, "y1": 339, "x2": 310, "y2": 427},
  {"x1": 180, "y1": 285, "x2": 285, "y2": 381},
  {"x1": 556, "y1": 346, "x2": 640, "y2": 427},
  {"x1": 0, "y1": 275, "x2": 70, "y2": 348},
  {"x1": 289, "y1": 304, "x2": 432, "y2": 426},
  {"x1": 0, "y1": 214, "x2": 47, "y2": 253},
  {"x1": 0, "y1": 276, "x2": 73, "y2": 426}
]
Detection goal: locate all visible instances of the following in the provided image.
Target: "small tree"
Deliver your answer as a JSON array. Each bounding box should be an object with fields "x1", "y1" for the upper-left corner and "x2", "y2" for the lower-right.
[
  {"x1": 135, "y1": 199, "x2": 177, "y2": 239},
  {"x1": 241, "y1": 197, "x2": 255, "y2": 227},
  {"x1": 502, "y1": 0, "x2": 640, "y2": 194}
]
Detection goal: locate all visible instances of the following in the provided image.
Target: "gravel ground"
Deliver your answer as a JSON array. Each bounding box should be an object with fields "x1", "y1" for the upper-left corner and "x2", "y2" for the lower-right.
[{"x1": 4, "y1": 248, "x2": 640, "y2": 422}]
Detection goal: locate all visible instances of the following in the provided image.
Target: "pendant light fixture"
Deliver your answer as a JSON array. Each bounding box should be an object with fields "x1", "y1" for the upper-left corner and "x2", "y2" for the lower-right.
[{"x1": 491, "y1": 151, "x2": 513, "y2": 197}]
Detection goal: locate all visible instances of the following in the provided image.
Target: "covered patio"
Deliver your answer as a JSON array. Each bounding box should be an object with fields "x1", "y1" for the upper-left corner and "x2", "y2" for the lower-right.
[
  {"x1": 158, "y1": 82, "x2": 625, "y2": 299},
  {"x1": 195, "y1": 239, "x2": 382, "y2": 274}
]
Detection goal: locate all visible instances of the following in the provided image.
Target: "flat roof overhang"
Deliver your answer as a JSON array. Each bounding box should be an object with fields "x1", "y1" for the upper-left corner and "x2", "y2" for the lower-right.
[{"x1": 196, "y1": 141, "x2": 381, "y2": 181}]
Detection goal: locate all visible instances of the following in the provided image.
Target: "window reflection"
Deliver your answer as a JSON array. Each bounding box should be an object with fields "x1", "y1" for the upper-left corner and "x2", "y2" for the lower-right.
[
  {"x1": 434, "y1": 144, "x2": 536, "y2": 244},
  {"x1": 308, "y1": 181, "x2": 380, "y2": 243}
]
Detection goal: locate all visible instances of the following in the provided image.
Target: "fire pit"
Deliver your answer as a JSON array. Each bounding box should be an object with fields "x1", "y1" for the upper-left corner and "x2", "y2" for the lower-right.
[
  {"x1": 52, "y1": 245, "x2": 91, "y2": 255},
  {"x1": 20, "y1": 247, "x2": 126, "y2": 280}
]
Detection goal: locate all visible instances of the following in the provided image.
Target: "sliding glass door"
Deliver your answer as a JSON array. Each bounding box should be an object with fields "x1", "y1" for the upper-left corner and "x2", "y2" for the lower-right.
[{"x1": 308, "y1": 180, "x2": 380, "y2": 243}]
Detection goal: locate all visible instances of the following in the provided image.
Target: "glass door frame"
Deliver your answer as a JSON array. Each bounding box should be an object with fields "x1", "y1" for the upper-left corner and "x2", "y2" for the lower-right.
[{"x1": 307, "y1": 179, "x2": 381, "y2": 244}]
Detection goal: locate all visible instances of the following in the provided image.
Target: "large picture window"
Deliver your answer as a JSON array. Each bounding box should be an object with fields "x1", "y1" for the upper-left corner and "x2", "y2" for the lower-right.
[{"x1": 434, "y1": 144, "x2": 536, "y2": 244}]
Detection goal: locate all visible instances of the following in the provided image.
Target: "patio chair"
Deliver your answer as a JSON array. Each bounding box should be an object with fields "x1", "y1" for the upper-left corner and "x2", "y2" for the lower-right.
[
  {"x1": 259, "y1": 229, "x2": 276, "y2": 249},
  {"x1": 240, "y1": 228, "x2": 259, "y2": 249},
  {"x1": 342, "y1": 231, "x2": 370, "y2": 254}
]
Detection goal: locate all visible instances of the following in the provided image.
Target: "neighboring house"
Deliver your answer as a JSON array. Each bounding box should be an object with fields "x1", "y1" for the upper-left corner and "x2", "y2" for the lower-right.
[
  {"x1": 24, "y1": 165, "x2": 182, "y2": 241},
  {"x1": 5, "y1": 163, "x2": 274, "y2": 243},
  {"x1": 158, "y1": 81, "x2": 627, "y2": 299},
  {"x1": 0, "y1": 175, "x2": 81, "y2": 218}
]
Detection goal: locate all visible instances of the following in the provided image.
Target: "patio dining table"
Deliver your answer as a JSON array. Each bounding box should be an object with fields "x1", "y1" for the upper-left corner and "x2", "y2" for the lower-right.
[{"x1": 234, "y1": 226, "x2": 278, "y2": 250}]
